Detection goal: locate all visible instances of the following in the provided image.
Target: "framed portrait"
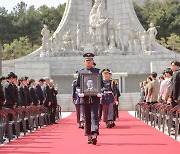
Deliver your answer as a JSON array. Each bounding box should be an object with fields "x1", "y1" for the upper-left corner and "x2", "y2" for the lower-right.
[{"x1": 80, "y1": 73, "x2": 101, "y2": 96}]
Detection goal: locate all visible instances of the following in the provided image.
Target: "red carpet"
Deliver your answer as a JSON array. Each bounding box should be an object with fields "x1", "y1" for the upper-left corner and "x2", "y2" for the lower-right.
[{"x1": 1, "y1": 111, "x2": 180, "y2": 154}]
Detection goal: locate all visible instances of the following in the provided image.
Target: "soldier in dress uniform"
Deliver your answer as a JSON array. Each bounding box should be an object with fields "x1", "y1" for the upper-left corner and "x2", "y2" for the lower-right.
[
  {"x1": 72, "y1": 71, "x2": 84, "y2": 129},
  {"x1": 76, "y1": 53, "x2": 103, "y2": 145},
  {"x1": 101, "y1": 69, "x2": 117, "y2": 128}
]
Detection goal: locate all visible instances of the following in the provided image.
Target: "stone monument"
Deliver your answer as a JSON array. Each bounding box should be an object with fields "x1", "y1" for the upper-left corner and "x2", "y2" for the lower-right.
[{"x1": 2, "y1": 0, "x2": 180, "y2": 109}]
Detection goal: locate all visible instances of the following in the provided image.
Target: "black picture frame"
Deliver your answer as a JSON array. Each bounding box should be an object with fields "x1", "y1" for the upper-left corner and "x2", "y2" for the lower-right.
[{"x1": 80, "y1": 73, "x2": 101, "y2": 96}]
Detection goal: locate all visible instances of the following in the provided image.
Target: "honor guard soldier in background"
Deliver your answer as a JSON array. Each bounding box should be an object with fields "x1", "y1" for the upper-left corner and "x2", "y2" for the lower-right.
[
  {"x1": 76, "y1": 53, "x2": 103, "y2": 145},
  {"x1": 101, "y1": 69, "x2": 117, "y2": 128},
  {"x1": 72, "y1": 71, "x2": 84, "y2": 129}
]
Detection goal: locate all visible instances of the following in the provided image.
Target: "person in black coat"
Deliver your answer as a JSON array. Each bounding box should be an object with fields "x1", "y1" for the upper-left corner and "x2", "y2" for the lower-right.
[
  {"x1": 0, "y1": 76, "x2": 6, "y2": 109},
  {"x1": 29, "y1": 79, "x2": 40, "y2": 106},
  {"x1": 4, "y1": 72, "x2": 17, "y2": 109},
  {"x1": 18, "y1": 77, "x2": 28, "y2": 107},
  {"x1": 35, "y1": 79, "x2": 46, "y2": 105},
  {"x1": 44, "y1": 77, "x2": 53, "y2": 123},
  {"x1": 50, "y1": 80, "x2": 58, "y2": 124},
  {"x1": 13, "y1": 75, "x2": 20, "y2": 107},
  {"x1": 170, "y1": 61, "x2": 180, "y2": 108},
  {"x1": 24, "y1": 77, "x2": 32, "y2": 106}
]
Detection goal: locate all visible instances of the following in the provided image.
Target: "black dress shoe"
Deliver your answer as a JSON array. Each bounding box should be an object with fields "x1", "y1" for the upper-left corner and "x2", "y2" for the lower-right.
[
  {"x1": 88, "y1": 136, "x2": 92, "y2": 144},
  {"x1": 53, "y1": 122, "x2": 59, "y2": 124},
  {"x1": 92, "y1": 134, "x2": 97, "y2": 145}
]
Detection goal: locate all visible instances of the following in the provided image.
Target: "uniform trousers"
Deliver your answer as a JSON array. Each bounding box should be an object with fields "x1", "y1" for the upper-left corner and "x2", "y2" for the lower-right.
[
  {"x1": 75, "y1": 104, "x2": 84, "y2": 123},
  {"x1": 82, "y1": 102, "x2": 99, "y2": 136},
  {"x1": 102, "y1": 103, "x2": 114, "y2": 122}
]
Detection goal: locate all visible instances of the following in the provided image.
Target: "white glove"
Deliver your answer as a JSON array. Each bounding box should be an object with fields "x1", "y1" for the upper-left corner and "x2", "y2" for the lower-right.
[
  {"x1": 78, "y1": 93, "x2": 85, "y2": 98},
  {"x1": 97, "y1": 93, "x2": 102, "y2": 98}
]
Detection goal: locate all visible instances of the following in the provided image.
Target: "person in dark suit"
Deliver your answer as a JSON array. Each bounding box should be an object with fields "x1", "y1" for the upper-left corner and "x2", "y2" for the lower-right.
[
  {"x1": 170, "y1": 61, "x2": 180, "y2": 108},
  {"x1": 13, "y1": 75, "x2": 20, "y2": 107},
  {"x1": 18, "y1": 77, "x2": 28, "y2": 107},
  {"x1": 44, "y1": 77, "x2": 53, "y2": 123},
  {"x1": 24, "y1": 77, "x2": 32, "y2": 106},
  {"x1": 4, "y1": 72, "x2": 17, "y2": 109},
  {"x1": 76, "y1": 53, "x2": 103, "y2": 145},
  {"x1": 29, "y1": 79, "x2": 40, "y2": 106},
  {"x1": 49, "y1": 80, "x2": 58, "y2": 124},
  {"x1": 35, "y1": 79, "x2": 46, "y2": 105},
  {"x1": 0, "y1": 76, "x2": 6, "y2": 109}
]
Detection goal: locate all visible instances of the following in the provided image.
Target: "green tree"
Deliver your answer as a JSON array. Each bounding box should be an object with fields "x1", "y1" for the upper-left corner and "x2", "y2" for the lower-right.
[
  {"x1": 166, "y1": 33, "x2": 180, "y2": 53},
  {"x1": 3, "y1": 36, "x2": 39, "y2": 60},
  {"x1": 134, "y1": 0, "x2": 180, "y2": 52}
]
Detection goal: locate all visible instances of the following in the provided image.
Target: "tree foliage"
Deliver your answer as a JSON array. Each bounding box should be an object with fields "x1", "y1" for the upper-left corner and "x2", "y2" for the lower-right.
[
  {"x1": 133, "y1": 0, "x2": 180, "y2": 53},
  {"x1": 0, "y1": 1, "x2": 66, "y2": 60}
]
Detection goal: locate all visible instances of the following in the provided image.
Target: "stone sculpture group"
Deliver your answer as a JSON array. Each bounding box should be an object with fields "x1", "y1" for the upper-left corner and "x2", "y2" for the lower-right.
[{"x1": 40, "y1": 0, "x2": 158, "y2": 57}]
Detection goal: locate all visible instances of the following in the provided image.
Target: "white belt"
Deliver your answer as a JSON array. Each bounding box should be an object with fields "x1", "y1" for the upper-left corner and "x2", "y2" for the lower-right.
[{"x1": 103, "y1": 91, "x2": 112, "y2": 94}]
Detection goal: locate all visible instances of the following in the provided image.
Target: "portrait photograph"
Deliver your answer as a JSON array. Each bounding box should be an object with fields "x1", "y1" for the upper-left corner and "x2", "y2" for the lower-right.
[{"x1": 80, "y1": 73, "x2": 101, "y2": 96}]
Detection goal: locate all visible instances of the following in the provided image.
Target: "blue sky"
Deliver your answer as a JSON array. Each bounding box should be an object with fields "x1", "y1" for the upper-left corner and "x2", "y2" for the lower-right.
[{"x1": 0, "y1": 0, "x2": 67, "y2": 12}]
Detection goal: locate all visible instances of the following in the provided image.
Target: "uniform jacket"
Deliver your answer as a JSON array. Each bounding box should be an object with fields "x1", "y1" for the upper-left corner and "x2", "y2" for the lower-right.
[
  {"x1": 76, "y1": 67, "x2": 103, "y2": 104},
  {"x1": 72, "y1": 80, "x2": 80, "y2": 104},
  {"x1": 101, "y1": 80, "x2": 117, "y2": 104}
]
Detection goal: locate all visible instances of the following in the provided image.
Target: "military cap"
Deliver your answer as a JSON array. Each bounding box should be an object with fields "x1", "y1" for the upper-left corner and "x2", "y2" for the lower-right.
[
  {"x1": 83, "y1": 53, "x2": 94, "y2": 60},
  {"x1": 102, "y1": 68, "x2": 111, "y2": 74}
]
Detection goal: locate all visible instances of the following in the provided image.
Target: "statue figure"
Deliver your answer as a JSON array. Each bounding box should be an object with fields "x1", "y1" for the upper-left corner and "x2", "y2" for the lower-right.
[
  {"x1": 96, "y1": 3, "x2": 109, "y2": 50},
  {"x1": 41, "y1": 24, "x2": 51, "y2": 57},
  {"x1": 116, "y1": 22, "x2": 124, "y2": 51},
  {"x1": 77, "y1": 23, "x2": 83, "y2": 51},
  {"x1": 147, "y1": 23, "x2": 157, "y2": 51},
  {"x1": 61, "y1": 29, "x2": 76, "y2": 52},
  {"x1": 127, "y1": 27, "x2": 136, "y2": 54},
  {"x1": 140, "y1": 30, "x2": 148, "y2": 52},
  {"x1": 52, "y1": 32, "x2": 61, "y2": 52},
  {"x1": 89, "y1": 2, "x2": 99, "y2": 47},
  {"x1": 108, "y1": 30, "x2": 116, "y2": 50}
]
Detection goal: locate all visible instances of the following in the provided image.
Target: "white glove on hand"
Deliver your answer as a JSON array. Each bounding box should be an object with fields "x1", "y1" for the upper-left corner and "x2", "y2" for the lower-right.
[
  {"x1": 78, "y1": 93, "x2": 85, "y2": 98},
  {"x1": 97, "y1": 93, "x2": 102, "y2": 98}
]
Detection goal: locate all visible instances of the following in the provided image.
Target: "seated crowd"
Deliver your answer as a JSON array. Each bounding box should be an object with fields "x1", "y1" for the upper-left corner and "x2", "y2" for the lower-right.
[
  {"x1": 137, "y1": 60, "x2": 180, "y2": 138},
  {"x1": 0, "y1": 72, "x2": 60, "y2": 144}
]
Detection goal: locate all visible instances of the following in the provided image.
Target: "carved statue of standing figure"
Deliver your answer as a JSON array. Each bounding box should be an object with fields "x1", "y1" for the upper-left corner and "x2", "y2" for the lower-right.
[
  {"x1": 96, "y1": 3, "x2": 109, "y2": 50},
  {"x1": 116, "y1": 22, "x2": 124, "y2": 51},
  {"x1": 147, "y1": 23, "x2": 157, "y2": 51},
  {"x1": 140, "y1": 30, "x2": 148, "y2": 52},
  {"x1": 77, "y1": 23, "x2": 83, "y2": 51},
  {"x1": 108, "y1": 30, "x2": 116, "y2": 50},
  {"x1": 128, "y1": 27, "x2": 136, "y2": 54},
  {"x1": 62, "y1": 30, "x2": 72, "y2": 51},
  {"x1": 40, "y1": 24, "x2": 51, "y2": 57},
  {"x1": 52, "y1": 32, "x2": 61, "y2": 52}
]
